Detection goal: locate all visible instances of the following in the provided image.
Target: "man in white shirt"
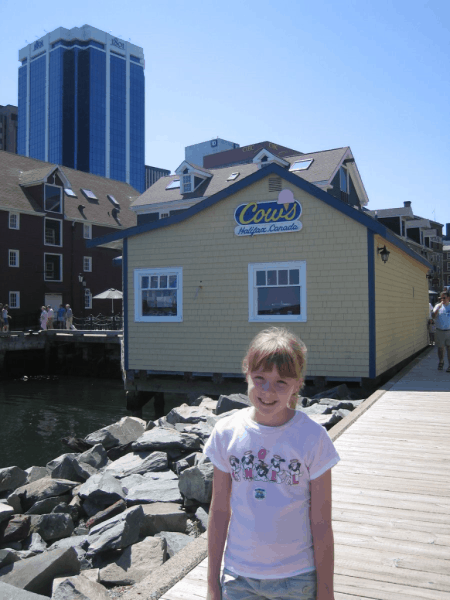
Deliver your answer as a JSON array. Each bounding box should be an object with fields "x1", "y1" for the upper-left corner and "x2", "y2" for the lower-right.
[{"x1": 432, "y1": 291, "x2": 450, "y2": 371}]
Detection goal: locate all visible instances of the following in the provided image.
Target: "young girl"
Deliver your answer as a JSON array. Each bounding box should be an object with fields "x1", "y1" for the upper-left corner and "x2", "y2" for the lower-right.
[{"x1": 204, "y1": 327, "x2": 340, "y2": 600}]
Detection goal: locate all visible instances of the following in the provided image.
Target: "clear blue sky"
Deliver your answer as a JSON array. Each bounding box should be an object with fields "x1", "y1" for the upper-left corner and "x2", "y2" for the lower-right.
[{"x1": 1, "y1": 0, "x2": 449, "y2": 225}]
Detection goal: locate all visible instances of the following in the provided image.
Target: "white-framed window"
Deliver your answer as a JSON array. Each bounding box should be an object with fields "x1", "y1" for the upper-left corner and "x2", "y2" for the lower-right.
[
  {"x1": 182, "y1": 174, "x2": 191, "y2": 193},
  {"x1": 44, "y1": 218, "x2": 62, "y2": 246},
  {"x1": 84, "y1": 288, "x2": 92, "y2": 309},
  {"x1": 448, "y1": 275, "x2": 450, "y2": 285},
  {"x1": 447, "y1": 262, "x2": 450, "y2": 272},
  {"x1": 44, "y1": 184, "x2": 62, "y2": 213},
  {"x1": 248, "y1": 261, "x2": 307, "y2": 322},
  {"x1": 83, "y1": 224, "x2": 92, "y2": 239},
  {"x1": 447, "y1": 252, "x2": 450, "y2": 260},
  {"x1": 134, "y1": 267, "x2": 183, "y2": 322},
  {"x1": 9, "y1": 291, "x2": 20, "y2": 308},
  {"x1": 9, "y1": 212, "x2": 20, "y2": 230},
  {"x1": 9, "y1": 250, "x2": 19, "y2": 267},
  {"x1": 83, "y1": 256, "x2": 92, "y2": 272},
  {"x1": 160, "y1": 212, "x2": 169, "y2": 219},
  {"x1": 44, "y1": 253, "x2": 62, "y2": 281}
]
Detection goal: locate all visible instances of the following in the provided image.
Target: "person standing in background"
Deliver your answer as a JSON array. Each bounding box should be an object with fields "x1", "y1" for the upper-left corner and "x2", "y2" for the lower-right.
[
  {"x1": 40, "y1": 306, "x2": 48, "y2": 330},
  {"x1": 65, "y1": 304, "x2": 73, "y2": 329},
  {"x1": 432, "y1": 291, "x2": 450, "y2": 371},
  {"x1": 57, "y1": 304, "x2": 66, "y2": 329},
  {"x1": 47, "y1": 305, "x2": 54, "y2": 329}
]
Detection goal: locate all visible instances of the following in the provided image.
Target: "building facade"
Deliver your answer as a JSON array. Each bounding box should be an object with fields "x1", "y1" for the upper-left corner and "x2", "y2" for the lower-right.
[
  {"x1": 0, "y1": 150, "x2": 138, "y2": 327},
  {"x1": 90, "y1": 149, "x2": 430, "y2": 392},
  {"x1": 185, "y1": 138, "x2": 239, "y2": 167},
  {"x1": 0, "y1": 105, "x2": 18, "y2": 153},
  {"x1": 145, "y1": 165, "x2": 171, "y2": 190},
  {"x1": 18, "y1": 25, "x2": 145, "y2": 192}
]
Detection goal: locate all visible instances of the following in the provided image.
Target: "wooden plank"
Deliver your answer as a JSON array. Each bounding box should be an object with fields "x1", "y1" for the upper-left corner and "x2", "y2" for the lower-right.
[
  {"x1": 333, "y1": 474, "x2": 450, "y2": 497},
  {"x1": 334, "y1": 531, "x2": 450, "y2": 560},
  {"x1": 333, "y1": 486, "x2": 450, "y2": 513},
  {"x1": 335, "y1": 560, "x2": 450, "y2": 593},
  {"x1": 332, "y1": 519, "x2": 450, "y2": 547},
  {"x1": 333, "y1": 504, "x2": 450, "y2": 532},
  {"x1": 334, "y1": 543, "x2": 450, "y2": 576},
  {"x1": 335, "y1": 574, "x2": 450, "y2": 600}
]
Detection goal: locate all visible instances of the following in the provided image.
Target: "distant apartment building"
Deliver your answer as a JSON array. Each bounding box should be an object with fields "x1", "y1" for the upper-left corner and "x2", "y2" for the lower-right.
[
  {"x1": 185, "y1": 138, "x2": 239, "y2": 167},
  {"x1": 0, "y1": 105, "x2": 18, "y2": 153},
  {"x1": 18, "y1": 25, "x2": 145, "y2": 192},
  {"x1": 145, "y1": 165, "x2": 170, "y2": 190}
]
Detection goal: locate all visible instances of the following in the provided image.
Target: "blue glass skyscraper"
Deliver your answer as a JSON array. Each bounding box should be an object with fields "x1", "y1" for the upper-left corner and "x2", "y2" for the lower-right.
[{"x1": 18, "y1": 25, "x2": 145, "y2": 192}]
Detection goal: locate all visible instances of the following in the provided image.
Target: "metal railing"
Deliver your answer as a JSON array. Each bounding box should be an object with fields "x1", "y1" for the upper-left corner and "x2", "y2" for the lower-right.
[{"x1": 72, "y1": 313, "x2": 123, "y2": 331}]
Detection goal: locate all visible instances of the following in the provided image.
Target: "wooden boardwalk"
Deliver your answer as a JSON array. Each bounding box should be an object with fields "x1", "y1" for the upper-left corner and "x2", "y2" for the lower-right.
[{"x1": 161, "y1": 349, "x2": 450, "y2": 600}]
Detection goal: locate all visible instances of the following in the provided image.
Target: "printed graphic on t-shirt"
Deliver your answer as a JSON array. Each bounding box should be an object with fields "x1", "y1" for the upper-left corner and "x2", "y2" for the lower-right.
[{"x1": 229, "y1": 446, "x2": 303, "y2": 487}]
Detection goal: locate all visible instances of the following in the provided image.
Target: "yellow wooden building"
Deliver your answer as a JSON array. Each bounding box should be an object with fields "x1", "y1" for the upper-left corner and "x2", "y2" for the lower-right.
[{"x1": 91, "y1": 159, "x2": 430, "y2": 394}]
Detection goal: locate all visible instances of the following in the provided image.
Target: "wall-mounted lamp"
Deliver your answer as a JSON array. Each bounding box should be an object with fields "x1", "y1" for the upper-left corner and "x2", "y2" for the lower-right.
[
  {"x1": 377, "y1": 246, "x2": 390, "y2": 264},
  {"x1": 78, "y1": 273, "x2": 87, "y2": 286}
]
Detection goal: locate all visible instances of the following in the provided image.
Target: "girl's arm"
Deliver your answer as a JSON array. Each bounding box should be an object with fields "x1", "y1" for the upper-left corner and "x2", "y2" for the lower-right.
[
  {"x1": 310, "y1": 469, "x2": 335, "y2": 600},
  {"x1": 207, "y1": 466, "x2": 232, "y2": 600}
]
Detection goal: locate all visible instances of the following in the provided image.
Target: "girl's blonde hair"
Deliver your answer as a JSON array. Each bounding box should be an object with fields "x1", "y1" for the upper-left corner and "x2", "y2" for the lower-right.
[{"x1": 242, "y1": 328, "x2": 307, "y2": 407}]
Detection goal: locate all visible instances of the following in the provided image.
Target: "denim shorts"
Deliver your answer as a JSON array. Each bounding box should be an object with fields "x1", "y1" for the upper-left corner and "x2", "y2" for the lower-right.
[{"x1": 221, "y1": 568, "x2": 317, "y2": 600}]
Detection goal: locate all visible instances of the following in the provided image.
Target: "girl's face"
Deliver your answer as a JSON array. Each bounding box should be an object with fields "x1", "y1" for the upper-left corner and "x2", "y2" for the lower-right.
[{"x1": 247, "y1": 365, "x2": 300, "y2": 427}]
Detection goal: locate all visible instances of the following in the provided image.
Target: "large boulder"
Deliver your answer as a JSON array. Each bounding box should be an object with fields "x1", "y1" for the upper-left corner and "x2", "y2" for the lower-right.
[
  {"x1": 86, "y1": 505, "x2": 144, "y2": 556},
  {"x1": 139, "y1": 502, "x2": 190, "y2": 536},
  {"x1": 155, "y1": 531, "x2": 192, "y2": 558},
  {"x1": 104, "y1": 451, "x2": 168, "y2": 479},
  {"x1": 174, "y1": 422, "x2": 213, "y2": 442},
  {"x1": 28, "y1": 513, "x2": 74, "y2": 542},
  {"x1": 0, "y1": 549, "x2": 22, "y2": 569},
  {"x1": 72, "y1": 444, "x2": 109, "y2": 481},
  {"x1": 131, "y1": 428, "x2": 202, "y2": 453},
  {"x1": 85, "y1": 417, "x2": 146, "y2": 450},
  {"x1": 178, "y1": 463, "x2": 214, "y2": 504},
  {"x1": 0, "y1": 546, "x2": 80, "y2": 596},
  {"x1": 52, "y1": 573, "x2": 110, "y2": 600},
  {"x1": 25, "y1": 467, "x2": 50, "y2": 485},
  {"x1": 8, "y1": 479, "x2": 78, "y2": 513},
  {"x1": 98, "y1": 535, "x2": 166, "y2": 586},
  {"x1": 165, "y1": 404, "x2": 213, "y2": 425},
  {"x1": 0, "y1": 515, "x2": 31, "y2": 544},
  {"x1": 122, "y1": 474, "x2": 182, "y2": 505},
  {"x1": 46, "y1": 454, "x2": 83, "y2": 483},
  {"x1": 22, "y1": 533, "x2": 47, "y2": 554},
  {"x1": 0, "y1": 503, "x2": 15, "y2": 524},
  {"x1": 0, "y1": 467, "x2": 28, "y2": 493},
  {"x1": 215, "y1": 393, "x2": 250, "y2": 416},
  {"x1": 0, "y1": 582, "x2": 49, "y2": 599},
  {"x1": 78, "y1": 473, "x2": 125, "y2": 509},
  {"x1": 25, "y1": 495, "x2": 71, "y2": 516}
]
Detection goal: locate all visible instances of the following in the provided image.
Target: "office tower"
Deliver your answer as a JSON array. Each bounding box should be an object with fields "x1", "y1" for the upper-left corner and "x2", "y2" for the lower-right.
[
  {"x1": 0, "y1": 105, "x2": 18, "y2": 153},
  {"x1": 18, "y1": 25, "x2": 145, "y2": 192},
  {"x1": 145, "y1": 165, "x2": 171, "y2": 190}
]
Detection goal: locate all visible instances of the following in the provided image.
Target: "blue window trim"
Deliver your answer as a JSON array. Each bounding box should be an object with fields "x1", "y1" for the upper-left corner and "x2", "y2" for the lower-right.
[{"x1": 367, "y1": 230, "x2": 376, "y2": 379}]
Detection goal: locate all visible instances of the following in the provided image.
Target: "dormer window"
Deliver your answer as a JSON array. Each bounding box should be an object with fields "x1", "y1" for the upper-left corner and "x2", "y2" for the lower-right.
[
  {"x1": 183, "y1": 174, "x2": 192, "y2": 193},
  {"x1": 253, "y1": 149, "x2": 289, "y2": 169},
  {"x1": 44, "y1": 184, "x2": 62, "y2": 213},
  {"x1": 340, "y1": 167, "x2": 348, "y2": 193}
]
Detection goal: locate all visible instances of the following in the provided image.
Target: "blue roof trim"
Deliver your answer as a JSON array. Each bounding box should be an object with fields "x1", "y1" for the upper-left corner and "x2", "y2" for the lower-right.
[
  {"x1": 87, "y1": 163, "x2": 431, "y2": 269},
  {"x1": 367, "y1": 230, "x2": 376, "y2": 379}
]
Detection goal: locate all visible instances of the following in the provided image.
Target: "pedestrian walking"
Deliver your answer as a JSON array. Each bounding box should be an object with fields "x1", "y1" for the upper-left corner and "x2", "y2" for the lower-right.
[
  {"x1": 205, "y1": 327, "x2": 340, "y2": 600},
  {"x1": 431, "y1": 290, "x2": 450, "y2": 371},
  {"x1": 65, "y1": 304, "x2": 73, "y2": 329},
  {"x1": 2, "y1": 305, "x2": 10, "y2": 332},
  {"x1": 57, "y1": 304, "x2": 66, "y2": 329},
  {"x1": 40, "y1": 306, "x2": 48, "y2": 330},
  {"x1": 47, "y1": 305, "x2": 54, "y2": 329}
]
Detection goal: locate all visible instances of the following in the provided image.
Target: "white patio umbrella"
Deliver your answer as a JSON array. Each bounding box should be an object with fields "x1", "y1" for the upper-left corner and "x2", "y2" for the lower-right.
[{"x1": 92, "y1": 288, "x2": 123, "y2": 314}]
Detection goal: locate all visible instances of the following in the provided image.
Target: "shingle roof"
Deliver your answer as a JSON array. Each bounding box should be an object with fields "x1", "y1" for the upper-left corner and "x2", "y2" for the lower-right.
[
  {"x1": 0, "y1": 150, "x2": 139, "y2": 229},
  {"x1": 365, "y1": 206, "x2": 414, "y2": 219},
  {"x1": 131, "y1": 148, "x2": 350, "y2": 210}
]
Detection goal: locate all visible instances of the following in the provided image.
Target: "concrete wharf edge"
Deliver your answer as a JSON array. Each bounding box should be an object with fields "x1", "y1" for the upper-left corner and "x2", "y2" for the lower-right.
[{"x1": 121, "y1": 347, "x2": 434, "y2": 600}]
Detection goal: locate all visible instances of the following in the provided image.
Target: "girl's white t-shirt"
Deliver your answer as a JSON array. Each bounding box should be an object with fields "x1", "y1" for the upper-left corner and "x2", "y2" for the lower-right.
[{"x1": 204, "y1": 407, "x2": 340, "y2": 579}]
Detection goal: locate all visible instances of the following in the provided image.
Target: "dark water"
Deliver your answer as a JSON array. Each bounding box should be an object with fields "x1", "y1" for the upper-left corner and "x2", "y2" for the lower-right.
[{"x1": 0, "y1": 377, "x2": 182, "y2": 470}]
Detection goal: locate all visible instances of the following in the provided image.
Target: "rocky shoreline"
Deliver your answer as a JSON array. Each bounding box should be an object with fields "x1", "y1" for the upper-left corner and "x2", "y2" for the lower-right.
[{"x1": 0, "y1": 386, "x2": 363, "y2": 599}]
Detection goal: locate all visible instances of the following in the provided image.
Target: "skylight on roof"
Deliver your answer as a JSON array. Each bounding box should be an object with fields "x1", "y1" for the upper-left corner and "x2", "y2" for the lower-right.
[
  {"x1": 107, "y1": 194, "x2": 120, "y2": 209},
  {"x1": 289, "y1": 159, "x2": 313, "y2": 172},
  {"x1": 166, "y1": 180, "x2": 180, "y2": 190},
  {"x1": 81, "y1": 189, "x2": 98, "y2": 200},
  {"x1": 64, "y1": 188, "x2": 77, "y2": 197},
  {"x1": 227, "y1": 172, "x2": 240, "y2": 181}
]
